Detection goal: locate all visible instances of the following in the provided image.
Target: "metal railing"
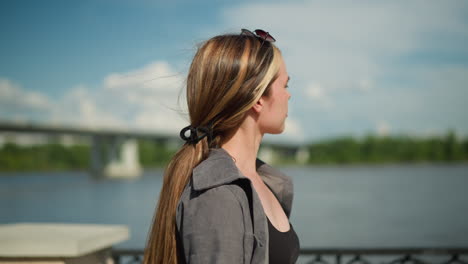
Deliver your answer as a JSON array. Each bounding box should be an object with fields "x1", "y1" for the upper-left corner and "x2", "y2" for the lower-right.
[{"x1": 112, "y1": 248, "x2": 468, "y2": 264}]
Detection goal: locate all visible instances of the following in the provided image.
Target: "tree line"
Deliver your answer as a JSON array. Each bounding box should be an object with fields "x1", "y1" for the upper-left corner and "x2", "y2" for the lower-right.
[
  {"x1": 305, "y1": 132, "x2": 467, "y2": 164},
  {"x1": 0, "y1": 132, "x2": 467, "y2": 171}
]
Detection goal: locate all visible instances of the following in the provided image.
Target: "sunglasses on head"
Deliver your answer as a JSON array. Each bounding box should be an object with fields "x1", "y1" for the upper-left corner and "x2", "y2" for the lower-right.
[{"x1": 241, "y1": 28, "x2": 276, "y2": 43}]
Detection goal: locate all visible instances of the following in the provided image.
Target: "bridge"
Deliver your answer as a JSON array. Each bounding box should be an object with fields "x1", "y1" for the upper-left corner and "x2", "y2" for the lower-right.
[{"x1": 0, "y1": 121, "x2": 308, "y2": 178}]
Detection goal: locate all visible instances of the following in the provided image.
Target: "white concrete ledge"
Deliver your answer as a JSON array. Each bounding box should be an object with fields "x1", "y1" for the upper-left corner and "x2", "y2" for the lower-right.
[{"x1": 0, "y1": 223, "x2": 129, "y2": 258}]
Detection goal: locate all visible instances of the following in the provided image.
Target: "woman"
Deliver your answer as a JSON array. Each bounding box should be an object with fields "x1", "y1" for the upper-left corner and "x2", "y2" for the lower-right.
[{"x1": 144, "y1": 29, "x2": 300, "y2": 264}]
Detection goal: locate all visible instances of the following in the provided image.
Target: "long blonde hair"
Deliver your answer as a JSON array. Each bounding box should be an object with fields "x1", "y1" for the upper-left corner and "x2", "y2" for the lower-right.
[{"x1": 143, "y1": 32, "x2": 282, "y2": 264}]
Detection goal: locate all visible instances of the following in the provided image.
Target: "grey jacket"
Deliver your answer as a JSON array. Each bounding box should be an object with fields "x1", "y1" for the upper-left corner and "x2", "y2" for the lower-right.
[{"x1": 175, "y1": 148, "x2": 294, "y2": 263}]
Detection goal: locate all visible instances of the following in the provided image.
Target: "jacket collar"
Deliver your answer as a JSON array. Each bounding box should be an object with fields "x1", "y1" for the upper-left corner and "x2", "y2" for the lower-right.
[
  {"x1": 192, "y1": 148, "x2": 244, "y2": 191},
  {"x1": 192, "y1": 147, "x2": 293, "y2": 217}
]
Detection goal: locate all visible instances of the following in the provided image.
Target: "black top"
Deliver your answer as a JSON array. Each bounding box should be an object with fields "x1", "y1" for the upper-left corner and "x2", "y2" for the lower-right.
[{"x1": 267, "y1": 217, "x2": 300, "y2": 264}]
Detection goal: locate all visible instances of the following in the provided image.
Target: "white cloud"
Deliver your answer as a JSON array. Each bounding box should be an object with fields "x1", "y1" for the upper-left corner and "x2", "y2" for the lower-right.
[
  {"x1": 51, "y1": 85, "x2": 127, "y2": 129},
  {"x1": 2, "y1": 61, "x2": 188, "y2": 135},
  {"x1": 358, "y1": 78, "x2": 373, "y2": 92},
  {"x1": 0, "y1": 78, "x2": 52, "y2": 112},
  {"x1": 305, "y1": 83, "x2": 324, "y2": 99},
  {"x1": 216, "y1": 0, "x2": 468, "y2": 139},
  {"x1": 264, "y1": 117, "x2": 305, "y2": 143},
  {"x1": 305, "y1": 83, "x2": 333, "y2": 108},
  {"x1": 104, "y1": 62, "x2": 182, "y2": 93},
  {"x1": 102, "y1": 61, "x2": 187, "y2": 112},
  {"x1": 284, "y1": 118, "x2": 305, "y2": 140},
  {"x1": 134, "y1": 109, "x2": 187, "y2": 135},
  {"x1": 376, "y1": 120, "x2": 390, "y2": 136},
  {"x1": 56, "y1": 61, "x2": 187, "y2": 133}
]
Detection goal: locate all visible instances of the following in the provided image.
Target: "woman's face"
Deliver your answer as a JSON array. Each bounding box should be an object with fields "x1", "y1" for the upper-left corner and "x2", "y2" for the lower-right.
[{"x1": 258, "y1": 58, "x2": 291, "y2": 134}]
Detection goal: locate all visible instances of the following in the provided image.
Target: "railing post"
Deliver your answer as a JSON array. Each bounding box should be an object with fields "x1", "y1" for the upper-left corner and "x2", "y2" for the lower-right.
[
  {"x1": 336, "y1": 254, "x2": 342, "y2": 264},
  {"x1": 112, "y1": 254, "x2": 120, "y2": 264}
]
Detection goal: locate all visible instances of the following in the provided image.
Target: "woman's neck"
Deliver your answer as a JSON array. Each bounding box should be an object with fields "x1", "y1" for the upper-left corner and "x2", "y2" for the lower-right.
[{"x1": 221, "y1": 117, "x2": 263, "y2": 178}]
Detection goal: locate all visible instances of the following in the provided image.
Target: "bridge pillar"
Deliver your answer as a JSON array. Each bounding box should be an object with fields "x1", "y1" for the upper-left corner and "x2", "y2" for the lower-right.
[
  {"x1": 295, "y1": 147, "x2": 310, "y2": 164},
  {"x1": 258, "y1": 145, "x2": 275, "y2": 164},
  {"x1": 91, "y1": 135, "x2": 104, "y2": 176},
  {"x1": 91, "y1": 136, "x2": 142, "y2": 179},
  {"x1": 104, "y1": 138, "x2": 142, "y2": 178}
]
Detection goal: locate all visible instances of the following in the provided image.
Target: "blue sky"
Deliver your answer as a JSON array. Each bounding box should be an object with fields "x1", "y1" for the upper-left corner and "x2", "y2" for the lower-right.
[{"x1": 1, "y1": 0, "x2": 467, "y2": 143}]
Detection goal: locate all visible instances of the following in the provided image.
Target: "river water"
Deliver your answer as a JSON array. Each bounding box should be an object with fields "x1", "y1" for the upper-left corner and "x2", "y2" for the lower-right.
[{"x1": 1, "y1": 163, "x2": 467, "y2": 250}]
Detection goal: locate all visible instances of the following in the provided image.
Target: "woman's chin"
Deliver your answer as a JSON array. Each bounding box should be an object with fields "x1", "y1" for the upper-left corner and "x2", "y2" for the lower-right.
[{"x1": 268, "y1": 125, "x2": 286, "y2": 135}]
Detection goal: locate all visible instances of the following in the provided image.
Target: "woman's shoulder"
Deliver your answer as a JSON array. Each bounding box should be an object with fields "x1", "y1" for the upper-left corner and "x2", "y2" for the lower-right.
[
  {"x1": 180, "y1": 180, "x2": 248, "y2": 209},
  {"x1": 176, "y1": 177, "x2": 252, "y2": 235},
  {"x1": 256, "y1": 158, "x2": 291, "y2": 183},
  {"x1": 176, "y1": 148, "x2": 253, "y2": 227},
  {"x1": 190, "y1": 148, "x2": 247, "y2": 191}
]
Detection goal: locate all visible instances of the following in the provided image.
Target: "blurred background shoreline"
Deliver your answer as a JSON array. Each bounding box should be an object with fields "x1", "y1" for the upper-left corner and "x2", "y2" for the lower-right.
[{"x1": 1, "y1": 130, "x2": 467, "y2": 172}]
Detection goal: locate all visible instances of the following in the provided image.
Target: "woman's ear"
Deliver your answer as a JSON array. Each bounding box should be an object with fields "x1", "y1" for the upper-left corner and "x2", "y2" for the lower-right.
[{"x1": 252, "y1": 97, "x2": 264, "y2": 113}]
